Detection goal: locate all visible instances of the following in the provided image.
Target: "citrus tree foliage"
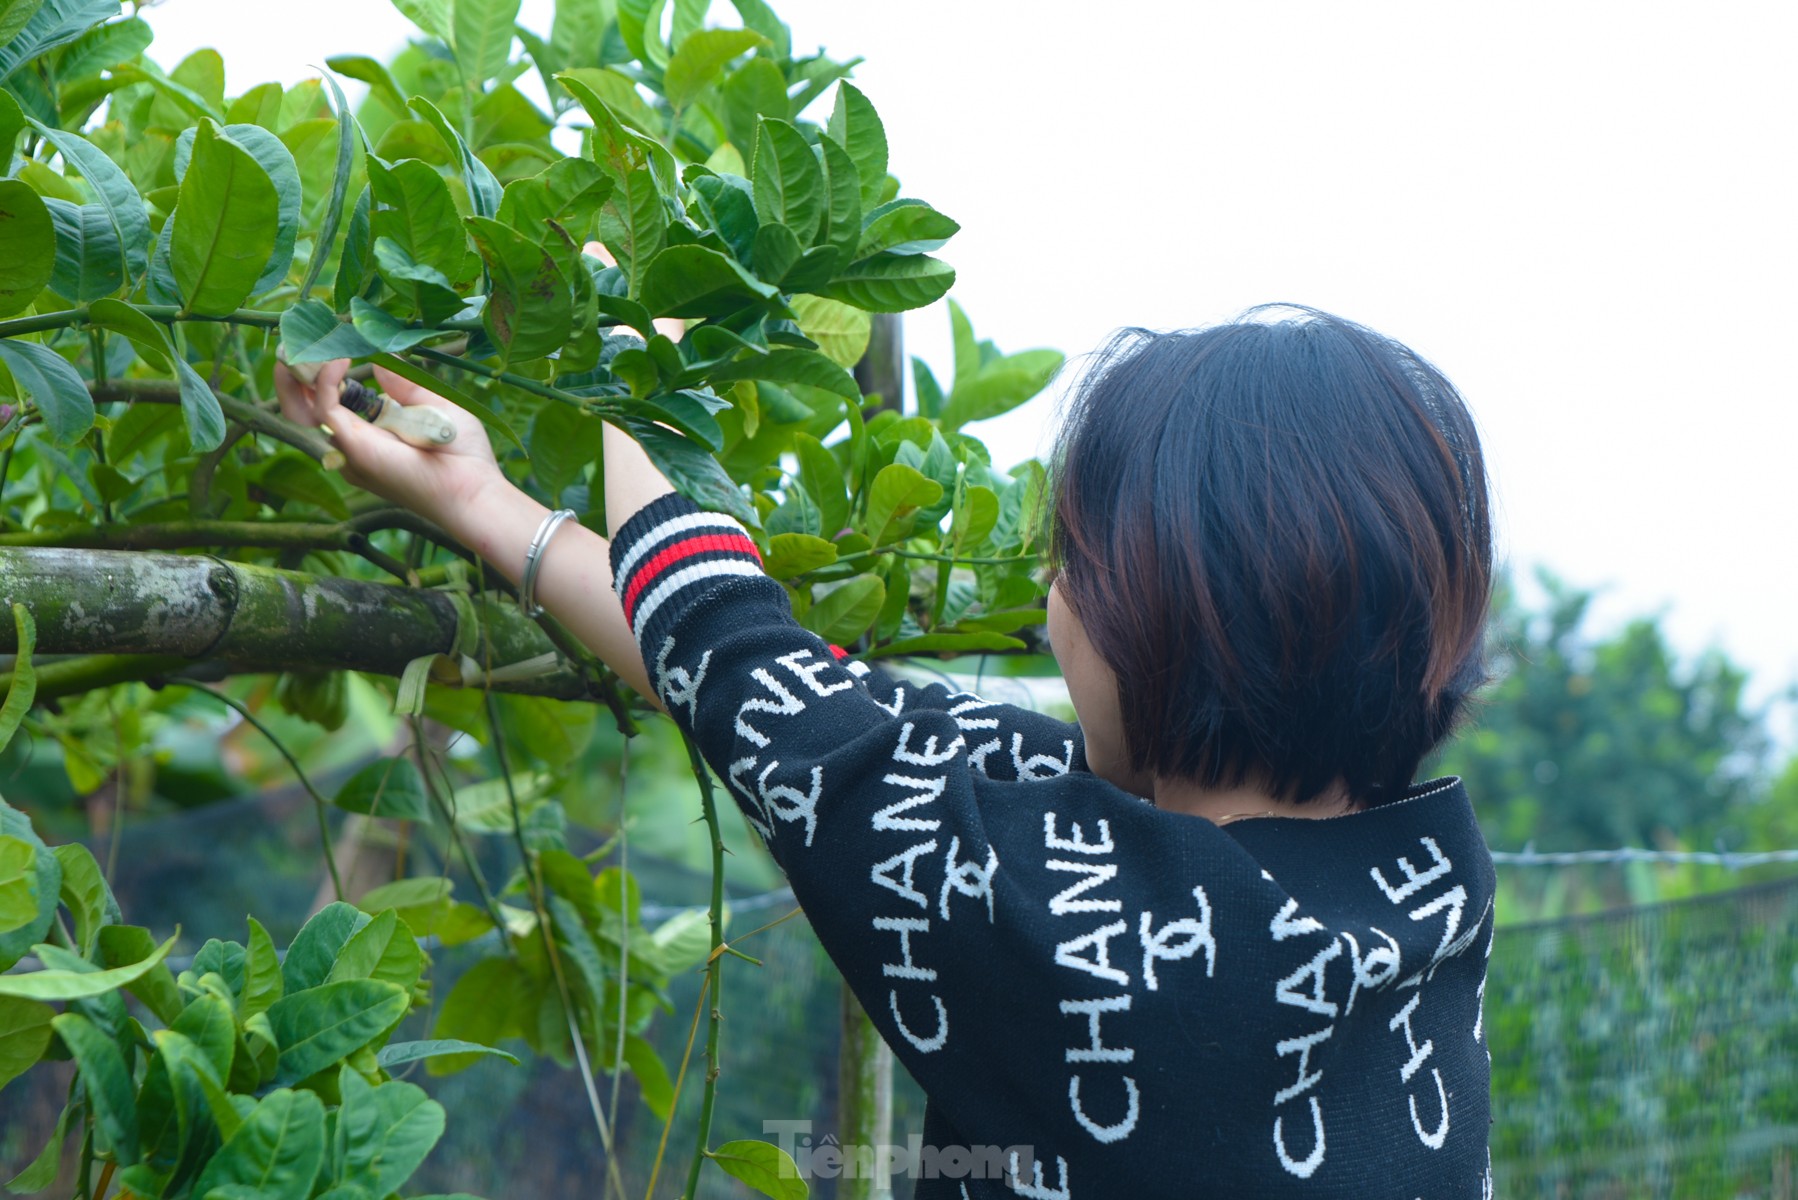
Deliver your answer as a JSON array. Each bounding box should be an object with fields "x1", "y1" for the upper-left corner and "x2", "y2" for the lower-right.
[{"x1": 0, "y1": 0, "x2": 1064, "y2": 1196}]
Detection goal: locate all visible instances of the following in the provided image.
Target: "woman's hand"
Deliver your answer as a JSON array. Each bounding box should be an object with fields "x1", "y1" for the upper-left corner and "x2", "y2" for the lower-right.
[{"x1": 273, "y1": 360, "x2": 507, "y2": 530}]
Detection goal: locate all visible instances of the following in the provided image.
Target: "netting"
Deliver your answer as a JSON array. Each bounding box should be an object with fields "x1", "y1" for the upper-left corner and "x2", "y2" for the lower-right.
[{"x1": 4, "y1": 786, "x2": 1796, "y2": 1198}]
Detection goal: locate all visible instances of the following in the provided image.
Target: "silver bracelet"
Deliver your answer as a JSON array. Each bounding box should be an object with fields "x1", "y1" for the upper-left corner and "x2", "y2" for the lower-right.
[{"x1": 519, "y1": 508, "x2": 578, "y2": 618}]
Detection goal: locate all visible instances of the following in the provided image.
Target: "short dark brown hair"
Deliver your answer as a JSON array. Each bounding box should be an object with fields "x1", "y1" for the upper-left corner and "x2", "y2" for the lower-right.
[{"x1": 1048, "y1": 305, "x2": 1491, "y2": 805}]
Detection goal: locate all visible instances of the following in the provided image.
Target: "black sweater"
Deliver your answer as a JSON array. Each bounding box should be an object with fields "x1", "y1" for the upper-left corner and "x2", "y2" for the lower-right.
[{"x1": 611, "y1": 493, "x2": 1496, "y2": 1199}]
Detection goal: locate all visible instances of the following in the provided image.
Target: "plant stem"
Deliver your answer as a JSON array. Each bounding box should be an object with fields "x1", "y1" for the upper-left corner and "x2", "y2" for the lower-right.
[
  {"x1": 482, "y1": 684, "x2": 630, "y2": 1200},
  {"x1": 680, "y1": 729, "x2": 727, "y2": 1200},
  {"x1": 411, "y1": 345, "x2": 619, "y2": 414},
  {"x1": 166, "y1": 681, "x2": 343, "y2": 901},
  {"x1": 831, "y1": 545, "x2": 1033, "y2": 570},
  {"x1": 647, "y1": 971, "x2": 710, "y2": 1200},
  {"x1": 89, "y1": 379, "x2": 343, "y2": 470},
  {"x1": 606, "y1": 739, "x2": 632, "y2": 1200},
  {"x1": 408, "y1": 717, "x2": 511, "y2": 939}
]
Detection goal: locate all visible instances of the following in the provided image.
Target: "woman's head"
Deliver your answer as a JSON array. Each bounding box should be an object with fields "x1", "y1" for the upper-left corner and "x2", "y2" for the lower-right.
[{"x1": 1046, "y1": 305, "x2": 1491, "y2": 806}]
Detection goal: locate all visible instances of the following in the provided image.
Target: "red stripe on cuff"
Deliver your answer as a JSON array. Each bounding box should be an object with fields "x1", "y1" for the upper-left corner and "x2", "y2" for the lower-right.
[
  {"x1": 622, "y1": 532, "x2": 762, "y2": 622},
  {"x1": 828, "y1": 644, "x2": 849, "y2": 659}
]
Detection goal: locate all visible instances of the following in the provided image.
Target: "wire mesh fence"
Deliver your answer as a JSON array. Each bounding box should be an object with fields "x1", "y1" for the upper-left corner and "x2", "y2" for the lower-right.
[{"x1": 3, "y1": 785, "x2": 1796, "y2": 1197}]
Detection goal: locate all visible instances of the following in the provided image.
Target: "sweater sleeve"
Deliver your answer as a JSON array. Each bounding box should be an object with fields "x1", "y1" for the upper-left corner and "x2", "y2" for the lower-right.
[{"x1": 610, "y1": 492, "x2": 1088, "y2": 797}]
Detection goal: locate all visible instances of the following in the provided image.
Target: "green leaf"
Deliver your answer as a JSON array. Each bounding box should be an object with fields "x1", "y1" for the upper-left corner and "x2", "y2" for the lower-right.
[
  {"x1": 325, "y1": 908, "x2": 423, "y2": 992},
  {"x1": 0, "y1": 836, "x2": 37, "y2": 935},
  {"x1": 664, "y1": 28, "x2": 766, "y2": 108},
  {"x1": 50, "y1": 842, "x2": 111, "y2": 955},
  {"x1": 56, "y1": 16, "x2": 151, "y2": 80},
  {"x1": 349, "y1": 297, "x2": 436, "y2": 354},
  {"x1": 371, "y1": 237, "x2": 464, "y2": 324},
  {"x1": 826, "y1": 82, "x2": 886, "y2": 209},
  {"x1": 748, "y1": 221, "x2": 800, "y2": 283},
  {"x1": 0, "y1": 89, "x2": 20, "y2": 164},
  {"x1": 623, "y1": 1034, "x2": 674, "y2": 1120},
  {"x1": 0, "y1": 180, "x2": 53, "y2": 316},
  {"x1": 11, "y1": 1, "x2": 139, "y2": 107},
  {"x1": 6, "y1": 1096, "x2": 72, "y2": 1192},
  {"x1": 709, "y1": 1139, "x2": 808, "y2": 1200},
  {"x1": 719, "y1": 56, "x2": 787, "y2": 151},
  {"x1": 43, "y1": 198, "x2": 125, "y2": 301},
  {"x1": 939, "y1": 349, "x2": 1064, "y2": 431},
  {"x1": 429, "y1": 957, "x2": 528, "y2": 1075},
  {"x1": 0, "y1": 337, "x2": 93, "y2": 445},
  {"x1": 333, "y1": 755, "x2": 436, "y2": 822},
  {"x1": 87, "y1": 298, "x2": 226, "y2": 450},
  {"x1": 155, "y1": 1026, "x2": 244, "y2": 1144},
  {"x1": 325, "y1": 55, "x2": 408, "y2": 116},
  {"x1": 800, "y1": 573, "x2": 885, "y2": 644},
  {"x1": 392, "y1": 0, "x2": 454, "y2": 44},
  {"x1": 816, "y1": 252, "x2": 955, "y2": 314},
  {"x1": 335, "y1": 1068, "x2": 446, "y2": 1197},
  {"x1": 192, "y1": 1088, "x2": 327, "y2": 1200},
  {"x1": 858, "y1": 198, "x2": 959, "y2": 258},
  {"x1": 375, "y1": 1038, "x2": 519, "y2": 1069},
  {"x1": 368, "y1": 155, "x2": 467, "y2": 284},
  {"x1": 793, "y1": 432, "x2": 849, "y2": 537},
  {"x1": 706, "y1": 347, "x2": 859, "y2": 401},
  {"x1": 554, "y1": 66, "x2": 663, "y2": 139},
  {"x1": 496, "y1": 156, "x2": 612, "y2": 242},
  {"x1": 763, "y1": 532, "x2": 837, "y2": 580},
  {"x1": 242, "y1": 916, "x2": 284, "y2": 1019},
  {"x1": 639, "y1": 243, "x2": 777, "y2": 319},
  {"x1": 621, "y1": 417, "x2": 755, "y2": 523},
  {"x1": 52, "y1": 1012, "x2": 138, "y2": 1163},
  {"x1": 949, "y1": 297, "x2": 979, "y2": 384},
  {"x1": 281, "y1": 900, "x2": 370, "y2": 993},
  {"x1": 861, "y1": 461, "x2": 942, "y2": 545},
  {"x1": 357, "y1": 875, "x2": 454, "y2": 938},
  {"x1": 304, "y1": 72, "x2": 359, "y2": 302},
  {"x1": 615, "y1": 0, "x2": 669, "y2": 68},
  {"x1": 280, "y1": 296, "x2": 380, "y2": 365},
  {"x1": 0, "y1": 995, "x2": 54, "y2": 1091},
  {"x1": 529, "y1": 399, "x2": 604, "y2": 494},
  {"x1": 170, "y1": 119, "x2": 280, "y2": 317},
  {"x1": 409, "y1": 96, "x2": 502, "y2": 219},
  {"x1": 751, "y1": 117, "x2": 822, "y2": 239},
  {"x1": 266, "y1": 979, "x2": 410, "y2": 1085},
  {"x1": 170, "y1": 991, "x2": 237, "y2": 1083},
  {"x1": 96, "y1": 925, "x2": 182, "y2": 1025},
  {"x1": 466, "y1": 215, "x2": 571, "y2": 363},
  {"x1": 453, "y1": 0, "x2": 521, "y2": 84},
  {"x1": 254, "y1": 453, "x2": 352, "y2": 520},
  {"x1": 0, "y1": 603, "x2": 36, "y2": 760},
  {"x1": 813, "y1": 134, "x2": 861, "y2": 267},
  {"x1": 790, "y1": 294, "x2": 870, "y2": 369},
  {"x1": 173, "y1": 123, "x2": 302, "y2": 294},
  {"x1": 600, "y1": 166, "x2": 665, "y2": 293}
]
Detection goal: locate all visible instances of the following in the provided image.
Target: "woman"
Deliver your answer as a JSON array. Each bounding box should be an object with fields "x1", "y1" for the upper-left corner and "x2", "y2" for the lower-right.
[{"x1": 276, "y1": 305, "x2": 1496, "y2": 1198}]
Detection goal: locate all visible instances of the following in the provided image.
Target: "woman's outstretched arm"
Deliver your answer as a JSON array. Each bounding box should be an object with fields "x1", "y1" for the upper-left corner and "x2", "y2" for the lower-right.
[{"x1": 272, "y1": 359, "x2": 671, "y2": 703}]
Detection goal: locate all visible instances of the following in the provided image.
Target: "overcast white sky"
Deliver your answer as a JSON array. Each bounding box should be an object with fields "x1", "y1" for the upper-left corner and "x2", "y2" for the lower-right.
[{"x1": 140, "y1": 1, "x2": 1798, "y2": 734}]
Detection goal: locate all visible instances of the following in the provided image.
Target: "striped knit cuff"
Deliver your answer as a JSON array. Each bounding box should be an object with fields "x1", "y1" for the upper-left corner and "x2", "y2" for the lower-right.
[{"x1": 609, "y1": 493, "x2": 764, "y2": 644}]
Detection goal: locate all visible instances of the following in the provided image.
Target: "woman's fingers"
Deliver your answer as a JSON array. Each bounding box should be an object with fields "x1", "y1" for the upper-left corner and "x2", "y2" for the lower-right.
[{"x1": 313, "y1": 359, "x2": 351, "y2": 408}]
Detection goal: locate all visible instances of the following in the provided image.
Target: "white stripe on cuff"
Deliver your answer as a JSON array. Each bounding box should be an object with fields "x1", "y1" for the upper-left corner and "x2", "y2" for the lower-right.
[
  {"x1": 615, "y1": 511, "x2": 747, "y2": 584},
  {"x1": 631, "y1": 559, "x2": 765, "y2": 637}
]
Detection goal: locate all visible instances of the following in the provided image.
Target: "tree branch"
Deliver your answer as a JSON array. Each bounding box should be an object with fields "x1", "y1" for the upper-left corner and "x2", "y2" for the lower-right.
[
  {"x1": 0, "y1": 547, "x2": 624, "y2": 703},
  {"x1": 90, "y1": 380, "x2": 345, "y2": 471}
]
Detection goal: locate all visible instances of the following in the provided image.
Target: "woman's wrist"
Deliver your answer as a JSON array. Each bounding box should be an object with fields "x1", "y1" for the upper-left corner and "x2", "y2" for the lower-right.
[{"x1": 436, "y1": 474, "x2": 548, "y2": 583}]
